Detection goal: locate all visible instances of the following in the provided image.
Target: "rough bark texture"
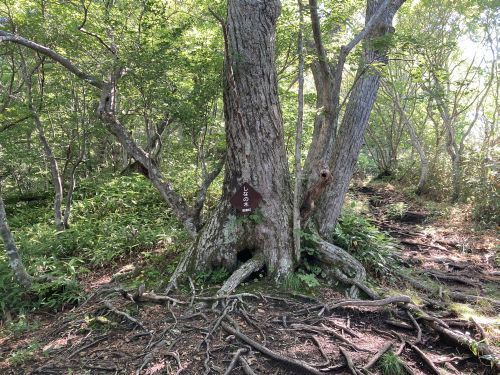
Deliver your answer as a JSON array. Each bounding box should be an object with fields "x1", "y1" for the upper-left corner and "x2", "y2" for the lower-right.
[
  {"x1": 293, "y1": 0, "x2": 305, "y2": 262},
  {"x1": 316, "y1": 0, "x2": 404, "y2": 238},
  {"x1": 172, "y1": 0, "x2": 293, "y2": 282},
  {"x1": 0, "y1": 195, "x2": 32, "y2": 289}
]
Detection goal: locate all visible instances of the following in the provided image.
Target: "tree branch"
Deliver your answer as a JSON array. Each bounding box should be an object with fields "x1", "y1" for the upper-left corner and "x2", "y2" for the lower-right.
[{"x1": 0, "y1": 31, "x2": 105, "y2": 89}]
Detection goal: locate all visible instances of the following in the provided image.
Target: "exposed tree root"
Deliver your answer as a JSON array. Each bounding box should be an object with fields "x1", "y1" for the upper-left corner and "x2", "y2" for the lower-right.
[
  {"x1": 239, "y1": 355, "x2": 257, "y2": 375},
  {"x1": 217, "y1": 257, "x2": 265, "y2": 296},
  {"x1": 339, "y1": 346, "x2": 361, "y2": 375},
  {"x1": 103, "y1": 300, "x2": 149, "y2": 332},
  {"x1": 396, "y1": 270, "x2": 500, "y2": 306},
  {"x1": 407, "y1": 342, "x2": 442, "y2": 375},
  {"x1": 362, "y1": 341, "x2": 393, "y2": 370},
  {"x1": 165, "y1": 245, "x2": 195, "y2": 294},
  {"x1": 326, "y1": 295, "x2": 411, "y2": 310},
  {"x1": 428, "y1": 321, "x2": 500, "y2": 370},
  {"x1": 316, "y1": 238, "x2": 368, "y2": 298},
  {"x1": 221, "y1": 322, "x2": 324, "y2": 375}
]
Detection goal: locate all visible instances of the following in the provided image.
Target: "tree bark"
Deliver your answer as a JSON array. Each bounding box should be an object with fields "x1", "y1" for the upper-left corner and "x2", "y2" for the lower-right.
[
  {"x1": 170, "y1": 0, "x2": 294, "y2": 284},
  {"x1": 293, "y1": 0, "x2": 305, "y2": 262},
  {"x1": 316, "y1": 0, "x2": 404, "y2": 238},
  {"x1": 0, "y1": 195, "x2": 32, "y2": 289}
]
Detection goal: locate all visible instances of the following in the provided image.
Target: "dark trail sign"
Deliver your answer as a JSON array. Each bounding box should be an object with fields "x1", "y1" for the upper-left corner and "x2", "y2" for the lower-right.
[{"x1": 230, "y1": 182, "x2": 262, "y2": 215}]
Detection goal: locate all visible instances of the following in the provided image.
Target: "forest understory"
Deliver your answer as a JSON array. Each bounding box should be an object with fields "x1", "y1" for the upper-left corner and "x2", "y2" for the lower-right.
[{"x1": 1, "y1": 183, "x2": 498, "y2": 375}]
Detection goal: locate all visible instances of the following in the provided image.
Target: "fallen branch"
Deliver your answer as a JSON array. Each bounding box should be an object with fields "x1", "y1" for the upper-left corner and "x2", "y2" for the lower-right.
[{"x1": 221, "y1": 322, "x2": 324, "y2": 375}]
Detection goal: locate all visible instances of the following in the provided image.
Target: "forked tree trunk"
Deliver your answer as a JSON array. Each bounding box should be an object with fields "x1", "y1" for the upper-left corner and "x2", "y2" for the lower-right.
[
  {"x1": 0, "y1": 195, "x2": 32, "y2": 289},
  {"x1": 316, "y1": 0, "x2": 403, "y2": 238},
  {"x1": 170, "y1": 0, "x2": 294, "y2": 283}
]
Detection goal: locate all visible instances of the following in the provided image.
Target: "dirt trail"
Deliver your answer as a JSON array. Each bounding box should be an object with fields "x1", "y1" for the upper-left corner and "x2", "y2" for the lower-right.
[
  {"x1": 0, "y1": 185, "x2": 498, "y2": 374},
  {"x1": 356, "y1": 183, "x2": 499, "y2": 302}
]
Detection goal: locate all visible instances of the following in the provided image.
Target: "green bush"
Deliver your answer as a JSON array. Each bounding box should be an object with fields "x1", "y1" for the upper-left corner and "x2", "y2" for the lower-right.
[
  {"x1": 334, "y1": 205, "x2": 398, "y2": 277},
  {"x1": 378, "y1": 351, "x2": 405, "y2": 375},
  {"x1": 1, "y1": 174, "x2": 186, "y2": 319}
]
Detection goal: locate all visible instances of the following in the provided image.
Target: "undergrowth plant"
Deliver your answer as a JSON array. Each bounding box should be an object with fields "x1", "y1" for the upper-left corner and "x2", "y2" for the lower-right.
[
  {"x1": 0, "y1": 174, "x2": 187, "y2": 320},
  {"x1": 378, "y1": 351, "x2": 405, "y2": 375},
  {"x1": 334, "y1": 203, "x2": 398, "y2": 278}
]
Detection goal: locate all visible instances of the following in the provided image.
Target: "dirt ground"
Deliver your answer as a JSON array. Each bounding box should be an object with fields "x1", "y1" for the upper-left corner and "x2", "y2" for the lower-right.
[{"x1": 0, "y1": 183, "x2": 498, "y2": 374}]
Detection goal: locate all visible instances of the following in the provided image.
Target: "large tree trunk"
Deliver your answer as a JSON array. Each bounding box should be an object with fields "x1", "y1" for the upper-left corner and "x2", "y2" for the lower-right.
[
  {"x1": 316, "y1": 0, "x2": 402, "y2": 238},
  {"x1": 0, "y1": 195, "x2": 32, "y2": 289},
  {"x1": 170, "y1": 0, "x2": 294, "y2": 285}
]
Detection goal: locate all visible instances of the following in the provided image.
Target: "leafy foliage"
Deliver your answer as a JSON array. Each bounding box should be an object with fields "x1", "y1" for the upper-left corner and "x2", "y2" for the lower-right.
[
  {"x1": 334, "y1": 204, "x2": 398, "y2": 277},
  {"x1": 0, "y1": 174, "x2": 187, "y2": 319},
  {"x1": 378, "y1": 351, "x2": 405, "y2": 375}
]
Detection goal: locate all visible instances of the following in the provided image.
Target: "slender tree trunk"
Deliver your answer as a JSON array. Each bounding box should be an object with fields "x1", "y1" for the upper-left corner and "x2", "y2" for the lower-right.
[
  {"x1": 170, "y1": 0, "x2": 293, "y2": 286},
  {"x1": 451, "y1": 154, "x2": 461, "y2": 202},
  {"x1": 387, "y1": 88, "x2": 429, "y2": 194},
  {"x1": 0, "y1": 195, "x2": 32, "y2": 289},
  {"x1": 406, "y1": 121, "x2": 429, "y2": 194},
  {"x1": 34, "y1": 114, "x2": 65, "y2": 231},
  {"x1": 316, "y1": 0, "x2": 402, "y2": 238}
]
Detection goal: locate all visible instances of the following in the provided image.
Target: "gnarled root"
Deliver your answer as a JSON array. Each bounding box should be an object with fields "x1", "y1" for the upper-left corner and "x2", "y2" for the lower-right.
[
  {"x1": 316, "y1": 238, "x2": 371, "y2": 298},
  {"x1": 165, "y1": 245, "x2": 195, "y2": 294},
  {"x1": 217, "y1": 257, "x2": 265, "y2": 296}
]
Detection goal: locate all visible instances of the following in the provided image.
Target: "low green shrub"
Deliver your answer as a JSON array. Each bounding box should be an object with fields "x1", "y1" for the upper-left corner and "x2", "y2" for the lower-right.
[
  {"x1": 378, "y1": 351, "x2": 405, "y2": 375},
  {"x1": 1, "y1": 174, "x2": 186, "y2": 320},
  {"x1": 334, "y1": 204, "x2": 398, "y2": 277}
]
